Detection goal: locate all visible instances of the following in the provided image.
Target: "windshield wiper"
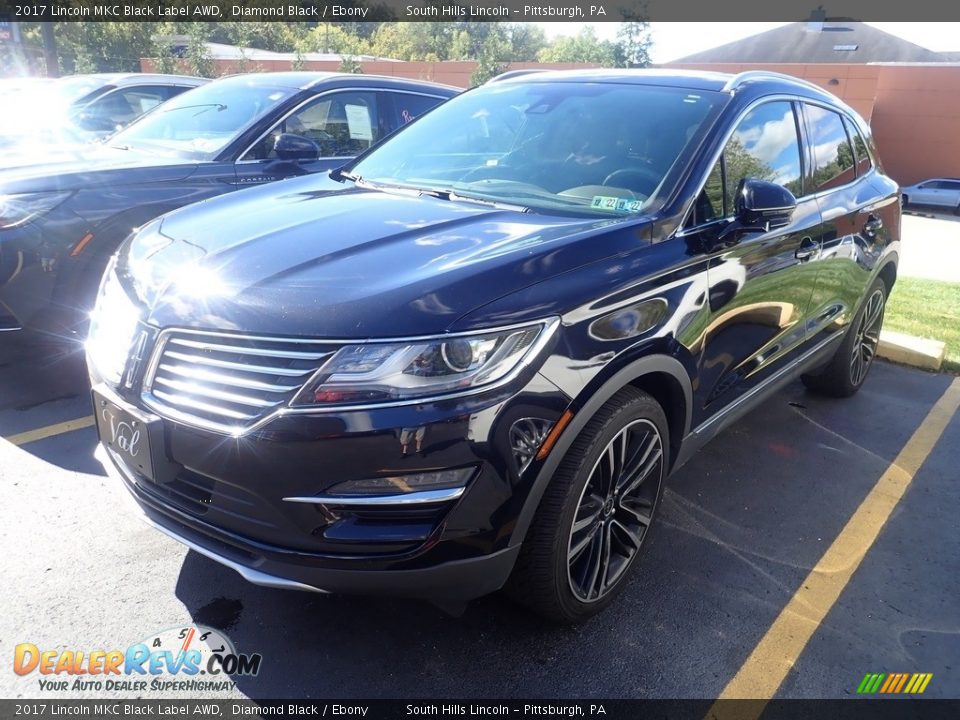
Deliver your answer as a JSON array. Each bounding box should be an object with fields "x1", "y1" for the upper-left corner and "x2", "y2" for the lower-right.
[
  {"x1": 329, "y1": 166, "x2": 358, "y2": 183},
  {"x1": 419, "y1": 188, "x2": 530, "y2": 213}
]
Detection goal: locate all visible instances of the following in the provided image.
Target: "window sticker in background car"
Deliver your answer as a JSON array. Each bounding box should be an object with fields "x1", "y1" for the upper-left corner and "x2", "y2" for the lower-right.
[
  {"x1": 591, "y1": 195, "x2": 644, "y2": 213},
  {"x1": 345, "y1": 104, "x2": 373, "y2": 141}
]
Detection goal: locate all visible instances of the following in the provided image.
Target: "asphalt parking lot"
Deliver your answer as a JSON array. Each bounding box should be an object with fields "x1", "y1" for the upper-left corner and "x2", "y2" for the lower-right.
[{"x1": 1, "y1": 331, "x2": 957, "y2": 701}]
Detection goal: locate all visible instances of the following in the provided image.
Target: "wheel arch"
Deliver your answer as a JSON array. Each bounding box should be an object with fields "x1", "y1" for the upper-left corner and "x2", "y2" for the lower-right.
[
  {"x1": 510, "y1": 353, "x2": 693, "y2": 548},
  {"x1": 876, "y1": 255, "x2": 898, "y2": 295}
]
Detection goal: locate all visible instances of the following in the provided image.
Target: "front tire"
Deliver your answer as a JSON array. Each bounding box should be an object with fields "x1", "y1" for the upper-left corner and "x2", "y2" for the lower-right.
[
  {"x1": 802, "y1": 277, "x2": 887, "y2": 397},
  {"x1": 506, "y1": 387, "x2": 668, "y2": 623}
]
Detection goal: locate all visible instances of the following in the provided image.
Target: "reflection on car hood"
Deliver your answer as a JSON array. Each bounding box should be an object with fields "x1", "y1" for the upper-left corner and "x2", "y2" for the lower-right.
[{"x1": 122, "y1": 180, "x2": 651, "y2": 338}]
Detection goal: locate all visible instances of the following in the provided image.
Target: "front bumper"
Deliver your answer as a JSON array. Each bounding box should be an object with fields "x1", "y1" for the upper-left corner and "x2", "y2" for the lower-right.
[
  {"x1": 93, "y1": 372, "x2": 569, "y2": 602},
  {"x1": 99, "y1": 443, "x2": 520, "y2": 602}
]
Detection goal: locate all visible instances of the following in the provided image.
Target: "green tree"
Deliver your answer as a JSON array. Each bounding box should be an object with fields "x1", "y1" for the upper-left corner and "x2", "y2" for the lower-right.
[
  {"x1": 617, "y1": 20, "x2": 652, "y2": 68},
  {"x1": 536, "y1": 27, "x2": 619, "y2": 66},
  {"x1": 185, "y1": 23, "x2": 215, "y2": 78}
]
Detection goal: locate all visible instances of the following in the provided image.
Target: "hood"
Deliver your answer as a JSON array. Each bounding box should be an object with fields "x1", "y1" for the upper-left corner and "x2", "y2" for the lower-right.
[
  {"x1": 119, "y1": 180, "x2": 652, "y2": 338},
  {"x1": 0, "y1": 145, "x2": 198, "y2": 191}
]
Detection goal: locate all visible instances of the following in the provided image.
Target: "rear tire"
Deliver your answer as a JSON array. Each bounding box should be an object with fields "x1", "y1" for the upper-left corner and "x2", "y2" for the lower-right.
[
  {"x1": 802, "y1": 277, "x2": 887, "y2": 398},
  {"x1": 901, "y1": 194, "x2": 909, "y2": 208},
  {"x1": 505, "y1": 387, "x2": 668, "y2": 623}
]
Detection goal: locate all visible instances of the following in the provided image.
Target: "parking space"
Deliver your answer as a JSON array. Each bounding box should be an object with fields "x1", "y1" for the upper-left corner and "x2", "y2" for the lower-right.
[
  {"x1": 1, "y1": 329, "x2": 958, "y2": 700},
  {"x1": 900, "y1": 212, "x2": 960, "y2": 283}
]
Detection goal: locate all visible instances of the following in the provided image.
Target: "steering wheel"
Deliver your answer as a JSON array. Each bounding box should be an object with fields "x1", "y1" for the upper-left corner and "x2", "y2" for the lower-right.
[{"x1": 602, "y1": 167, "x2": 662, "y2": 197}]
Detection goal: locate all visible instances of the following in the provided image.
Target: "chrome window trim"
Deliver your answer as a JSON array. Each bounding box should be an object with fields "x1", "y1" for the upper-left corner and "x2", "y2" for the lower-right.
[
  {"x1": 679, "y1": 94, "x2": 874, "y2": 236},
  {"x1": 235, "y1": 87, "x2": 450, "y2": 165},
  {"x1": 140, "y1": 317, "x2": 560, "y2": 436}
]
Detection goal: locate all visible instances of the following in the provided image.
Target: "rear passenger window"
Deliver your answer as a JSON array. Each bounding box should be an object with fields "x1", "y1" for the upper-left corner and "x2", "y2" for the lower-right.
[
  {"x1": 842, "y1": 116, "x2": 872, "y2": 177},
  {"x1": 805, "y1": 105, "x2": 856, "y2": 193},
  {"x1": 694, "y1": 101, "x2": 803, "y2": 224},
  {"x1": 392, "y1": 93, "x2": 444, "y2": 126}
]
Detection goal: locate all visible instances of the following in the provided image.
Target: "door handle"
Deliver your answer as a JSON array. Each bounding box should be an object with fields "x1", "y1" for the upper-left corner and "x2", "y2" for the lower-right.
[
  {"x1": 795, "y1": 236, "x2": 818, "y2": 262},
  {"x1": 863, "y1": 214, "x2": 883, "y2": 238}
]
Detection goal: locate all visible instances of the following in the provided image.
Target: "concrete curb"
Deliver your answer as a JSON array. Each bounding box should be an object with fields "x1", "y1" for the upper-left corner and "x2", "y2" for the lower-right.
[{"x1": 878, "y1": 330, "x2": 946, "y2": 372}]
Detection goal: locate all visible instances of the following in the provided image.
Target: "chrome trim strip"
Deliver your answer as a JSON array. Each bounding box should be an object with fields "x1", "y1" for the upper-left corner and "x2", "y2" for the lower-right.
[
  {"x1": 691, "y1": 331, "x2": 845, "y2": 437},
  {"x1": 722, "y1": 70, "x2": 827, "y2": 95},
  {"x1": 94, "y1": 444, "x2": 328, "y2": 594},
  {"x1": 283, "y1": 486, "x2": 466, "y2": 506}
]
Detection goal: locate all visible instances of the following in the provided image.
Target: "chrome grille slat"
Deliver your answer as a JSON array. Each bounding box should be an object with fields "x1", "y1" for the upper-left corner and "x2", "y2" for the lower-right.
[
  {"x1": 167, "y1": 337, "x2": 332, "y2": 360},
  {"x1": 152, "y1": 389, "x2": 259, "y2": 420},
  {"x1": 143, "y1": 330, "x2": 340, "y2": 433},
  {"x1": 163, "y1": 350, "x2": 319, "y2": 377},
  {"x1": 156, "y1": 364, "x2": 297, "y2": 393},
  {"x1": 153, "y1": 376, "x2": 279, "y2": 408}
]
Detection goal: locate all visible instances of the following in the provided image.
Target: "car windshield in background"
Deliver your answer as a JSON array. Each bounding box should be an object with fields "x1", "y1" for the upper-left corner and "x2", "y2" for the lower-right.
[
  {"x1": 108, "y1": 79, "x2": 297, "y2": 159},
  {"x1": 350, "y1": 81, "x2": 724, "y2": 217}
]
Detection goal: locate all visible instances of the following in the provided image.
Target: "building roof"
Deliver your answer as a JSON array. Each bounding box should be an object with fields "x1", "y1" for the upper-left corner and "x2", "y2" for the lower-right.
[
  {"x1": 671, "y1": 16, "x2": 953, "y2": 64},
  {"x1": 160, "y1": 38, "x2": 400, "y2": 64}
]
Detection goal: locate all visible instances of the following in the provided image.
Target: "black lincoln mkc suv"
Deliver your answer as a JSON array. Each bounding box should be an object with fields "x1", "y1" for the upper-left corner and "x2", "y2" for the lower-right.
[{"x1": 89, "y1": 70, "x2": 900, "y2": 622}]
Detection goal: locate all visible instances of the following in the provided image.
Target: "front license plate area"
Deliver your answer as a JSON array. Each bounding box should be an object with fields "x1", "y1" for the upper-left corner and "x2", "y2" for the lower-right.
[{"x1": 93, "y1": 388, "x2": 166, "y2": 482}]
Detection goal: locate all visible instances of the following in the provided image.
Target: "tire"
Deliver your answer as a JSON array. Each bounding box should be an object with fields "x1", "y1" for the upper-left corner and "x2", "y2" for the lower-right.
[
  {"x1": 505, "y1": 386, "x2": 668, "y2": 623},
  {"x1": 901, "y1": 194, "x2": 909, "y2": 208},
  {"x1": 954, "y1": 203, "x2": 960, "y2": 217},
  {"x1": 802, "y1": 277, "x2": 887, "y2": 398}
]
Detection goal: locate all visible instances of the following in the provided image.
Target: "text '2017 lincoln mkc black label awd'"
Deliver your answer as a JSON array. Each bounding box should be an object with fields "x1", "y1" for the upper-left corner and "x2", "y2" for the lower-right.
[{"x1": 88, "y1": 69, "x2": 900, "y2": 622}]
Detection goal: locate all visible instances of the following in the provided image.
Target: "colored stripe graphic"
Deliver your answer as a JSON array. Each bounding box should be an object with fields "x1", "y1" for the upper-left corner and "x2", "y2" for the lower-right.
[{"x1": 857, "y1": 673, "x2": 932, "y2": 694}]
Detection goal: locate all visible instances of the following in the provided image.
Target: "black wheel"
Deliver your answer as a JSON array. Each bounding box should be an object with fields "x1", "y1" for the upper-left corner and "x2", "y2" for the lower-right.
[
  {"x1": 901, "y1": 194, "x2": 909, "y2": 208},
  {"x1": 506, "y1": 387, "x2": 667, "y2": 623},
  {"x1": 802, "y1": 277, "x2": 887, "y2": 397}
]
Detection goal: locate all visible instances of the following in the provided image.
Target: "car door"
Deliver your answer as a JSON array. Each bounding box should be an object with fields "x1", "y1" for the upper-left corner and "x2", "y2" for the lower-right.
[
  {"x1": 802, "y1": 105, "x2": 896, "y2": 349},
  {"x1": 685, "y1": 100, "x2": 822, "y2": 418},
  {"x1": 914, "y1": 181, "x2": 942, "y2": 206},
  {"x1": 234, "y1": 90, "x2": 385, "y2": 187},
  {"x1": 943, "y1": 180, "x2": 960, "y2": 210}
]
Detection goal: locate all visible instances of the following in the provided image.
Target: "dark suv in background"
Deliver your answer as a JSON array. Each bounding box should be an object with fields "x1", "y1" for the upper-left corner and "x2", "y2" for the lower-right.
[
  {"x1": 0, "y1": 72, "x2": 457, "y2": 334},
  {"x1": 89, "y1": 70, "x2": 900, "y2": 622}
]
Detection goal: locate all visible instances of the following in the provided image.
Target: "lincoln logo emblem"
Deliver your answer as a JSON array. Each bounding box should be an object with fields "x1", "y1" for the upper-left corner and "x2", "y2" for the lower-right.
[{"x1": 103, "y1": 408, "x2": 141, "y2": 457}]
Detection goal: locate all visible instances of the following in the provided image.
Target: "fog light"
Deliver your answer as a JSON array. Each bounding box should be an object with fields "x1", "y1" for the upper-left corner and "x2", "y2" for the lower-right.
[{"x1": 326, "y1": 467, "x2": 475, "y2": 496}]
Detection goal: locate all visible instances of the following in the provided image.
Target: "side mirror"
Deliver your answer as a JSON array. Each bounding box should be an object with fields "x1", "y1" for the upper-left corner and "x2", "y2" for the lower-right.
[
  {"x1": 273, "y1": 133, "x2": 320, "y2": 162},
  {"x1": 734, "y1": 177, "x2": 797, "y2": 231}
]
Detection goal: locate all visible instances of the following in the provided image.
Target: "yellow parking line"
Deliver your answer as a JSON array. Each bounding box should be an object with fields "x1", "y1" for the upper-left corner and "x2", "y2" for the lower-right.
[
  {"x1": 708, "y1": 377, "x2": 960, "y2": 717},
  {"x1": 5, "y1": 416, "x2": 96, "y2": 446}
]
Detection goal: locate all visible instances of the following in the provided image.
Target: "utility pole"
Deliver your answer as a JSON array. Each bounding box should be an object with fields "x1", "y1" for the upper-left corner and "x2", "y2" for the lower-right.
[{"x1": 40, "y1": 21, "x2": 59, "y2": 77}]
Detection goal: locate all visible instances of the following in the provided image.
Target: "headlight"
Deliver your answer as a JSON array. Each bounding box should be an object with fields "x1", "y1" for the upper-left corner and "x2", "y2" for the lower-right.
[
  {"x1": 291, "y1": 319, "x2": 559, "y2": 407},
  {"x1": 0, "y1": 191, "x2": 73, "y2": 229},
  {"x1": 85, "y1": 261, "x2": 142, "y2": 386}
]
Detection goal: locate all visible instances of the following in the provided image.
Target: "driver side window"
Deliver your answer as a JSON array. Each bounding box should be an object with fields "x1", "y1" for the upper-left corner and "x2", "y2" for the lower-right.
[
  {"x1": 243, "y1": 92, "x2": 380, "y2": 161},
  {"x1": 694, "y1": 101, "x2": 804, "y2": 225}
]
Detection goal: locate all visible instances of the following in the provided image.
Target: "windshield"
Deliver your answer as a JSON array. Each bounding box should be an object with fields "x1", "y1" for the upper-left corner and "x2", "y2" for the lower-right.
[
  {"x1": 108, "y1": 79, "x2": 297, "y2": 159},
  {"x1": 350, "y1": 81, "x2": 724, "y2": 217}
]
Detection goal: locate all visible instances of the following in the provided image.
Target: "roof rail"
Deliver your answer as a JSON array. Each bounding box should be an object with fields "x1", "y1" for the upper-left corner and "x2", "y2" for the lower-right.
[
  {"x1": 722, "y1": 70, "x2": 827, "y2": 94},
  {"x1": 487, "y1": 69, "x2": 550, "y2": 83}
]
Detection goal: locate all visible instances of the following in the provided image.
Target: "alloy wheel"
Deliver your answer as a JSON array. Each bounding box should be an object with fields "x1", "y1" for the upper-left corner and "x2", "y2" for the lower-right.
[
  {"x1": 850, "y1": 287, "x2": 885, "y2": 387},
  {"x1": 567, "y1": 418, "x2": 664, "y2": 603}
]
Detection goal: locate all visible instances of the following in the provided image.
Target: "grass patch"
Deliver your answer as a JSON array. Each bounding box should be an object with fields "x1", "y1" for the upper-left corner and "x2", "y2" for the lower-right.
[{"x1": 885, "y1": 277, "x2": 960, "y2": 373}]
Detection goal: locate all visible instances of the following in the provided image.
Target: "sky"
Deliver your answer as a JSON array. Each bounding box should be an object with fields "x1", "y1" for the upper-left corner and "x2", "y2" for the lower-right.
[{"x1": 538, "y1": 22, "x2": 960, "y2": 64}]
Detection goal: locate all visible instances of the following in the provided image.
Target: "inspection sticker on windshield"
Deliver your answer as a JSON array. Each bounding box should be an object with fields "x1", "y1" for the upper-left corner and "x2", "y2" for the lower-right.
[{"x1": 591, "y1": 196, "x2": 643, "y2": 213}]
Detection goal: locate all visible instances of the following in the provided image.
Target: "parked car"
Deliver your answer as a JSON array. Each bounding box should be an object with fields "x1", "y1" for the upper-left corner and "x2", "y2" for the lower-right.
[
  {"x1": 89, "y1": 70, "x2": 900, "y2": 622},
  {"x1": 0, "y1": 73, "x2": 207, "y2": 157},
  {"x1": 0, "y1": 72, "x2": 457, "y2": 334},
  {"x1": 900, "y1": 177, "x2": 960, "y2": 215}
]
